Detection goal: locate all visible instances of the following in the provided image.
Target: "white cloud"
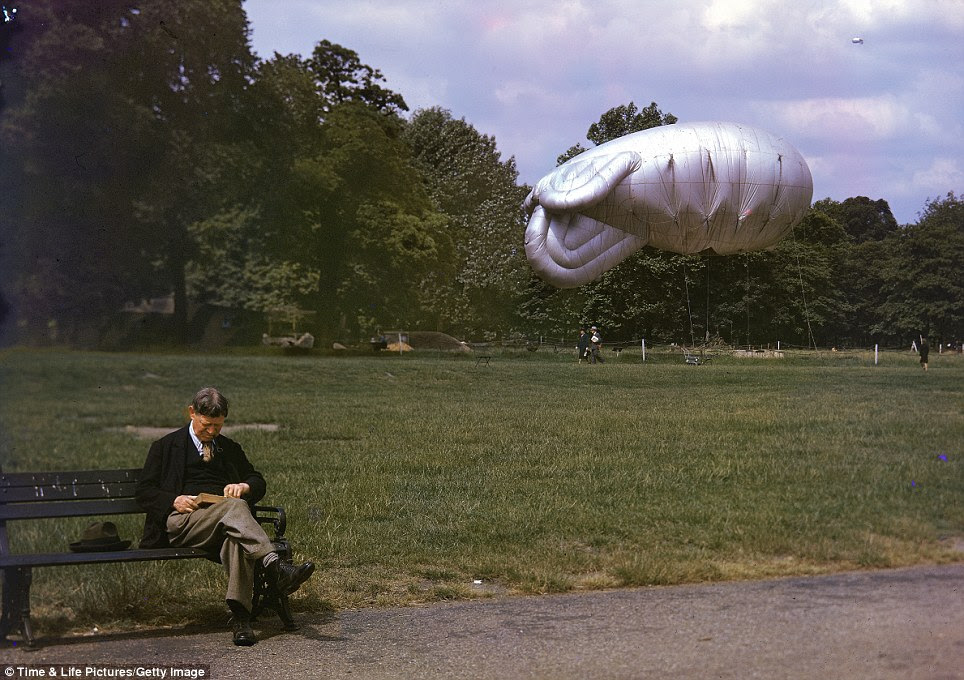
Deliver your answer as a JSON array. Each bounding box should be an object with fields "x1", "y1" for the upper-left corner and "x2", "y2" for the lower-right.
[
  {"x1": 912, "y1": 159, "x2": 964, "y2": 193},
  {"x1": 758, "y1": 95, "x2": 912, "y2": 141},
  {"x1": 244, "y1": 0, "x2": 964, "y2": 224},
  {"x1": 701, "y1": 0, "x2": 771, "y2": 32}
]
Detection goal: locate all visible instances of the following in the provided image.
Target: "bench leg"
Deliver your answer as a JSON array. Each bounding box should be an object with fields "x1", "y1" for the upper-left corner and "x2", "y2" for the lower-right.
[
  {"x1": 271, "y1": 589, "x2": 298, "y2": 632},
  {"x1": 1, "y1": 567, "x2": 36, "y2": 647},
  {"x1": 252, "y1": 569, "x2": 299, "y2": 631},
  {"x1": 251, "y1": 539, "x2": 299, "y2": 631}
]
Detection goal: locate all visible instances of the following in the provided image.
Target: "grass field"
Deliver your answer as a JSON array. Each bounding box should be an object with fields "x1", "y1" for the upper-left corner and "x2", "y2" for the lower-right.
[{"x1": 0, "y1": 347, "x2": 961, "y2": 635}]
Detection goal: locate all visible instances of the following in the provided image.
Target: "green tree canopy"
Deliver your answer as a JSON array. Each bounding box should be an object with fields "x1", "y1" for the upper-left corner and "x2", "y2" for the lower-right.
[
  {"x1": 812, "y1": 196, "x2": 899, "y2": 242},
  {"x1": 587, "y1": 101, "x2": 678, "y2": 146},
  {"x1": 873, "y1": 193, "x2": 963, "y2": 342},
  {"x1": 0, "y1": 0, "x2": 256, "y2": 341},
  {"x1": 403, "y1": 107, "x2": 529, "y2": 336}
]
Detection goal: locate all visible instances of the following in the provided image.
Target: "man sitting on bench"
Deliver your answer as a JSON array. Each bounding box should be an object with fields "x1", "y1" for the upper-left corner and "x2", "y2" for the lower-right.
[{"x1": 135, "y1": 387, "x2": 315, "y2": 646}]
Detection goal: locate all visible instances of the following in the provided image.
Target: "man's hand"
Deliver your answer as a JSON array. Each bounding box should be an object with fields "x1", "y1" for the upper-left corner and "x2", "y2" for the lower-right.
[
  {"x1": 173, "y1": 495, "x2": 199, "y2": 514},
  {"x1": 223, "y1": 482, "x2": 250, "y2": 499}
]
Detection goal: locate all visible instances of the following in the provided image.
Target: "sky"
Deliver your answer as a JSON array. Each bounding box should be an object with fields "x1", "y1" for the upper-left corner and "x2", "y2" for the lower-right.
[{"x1": 243, "y1": 0, "x2": 964, "y2": 225}]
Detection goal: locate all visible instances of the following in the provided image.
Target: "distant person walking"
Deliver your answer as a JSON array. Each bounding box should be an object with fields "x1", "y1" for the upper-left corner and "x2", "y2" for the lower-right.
[
  {"x1": 919, "y1": 336, "x2": 929, "y2": 371},
  {"x1": 577, "y1": 328, "x2": 591, "y2": 363},
  {"x1": 589, "y1": 326, "x2": 604, "y2": 364}
]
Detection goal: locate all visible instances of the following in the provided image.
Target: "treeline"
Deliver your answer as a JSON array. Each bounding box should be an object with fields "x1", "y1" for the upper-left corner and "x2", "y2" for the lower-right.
[{"x1": 0, "y1": 2, "x2": 960, "y2": 349}]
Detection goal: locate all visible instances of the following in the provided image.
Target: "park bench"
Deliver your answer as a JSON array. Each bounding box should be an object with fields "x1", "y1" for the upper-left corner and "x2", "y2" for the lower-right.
[
  {"x1": 0, "y1": 467, "x2": 301, "y2": 647},
  {"x1": 681, "y1": 347, "x2": 711, "y2": 365}
]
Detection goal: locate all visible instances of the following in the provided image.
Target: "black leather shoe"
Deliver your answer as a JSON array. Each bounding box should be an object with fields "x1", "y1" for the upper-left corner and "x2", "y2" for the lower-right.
[
  {"x1": 232, "y1": 617, "x2": 257, "y2": 646},
  {"x1": 272, "y1": 561, "x2": 316, "y2": 595}
]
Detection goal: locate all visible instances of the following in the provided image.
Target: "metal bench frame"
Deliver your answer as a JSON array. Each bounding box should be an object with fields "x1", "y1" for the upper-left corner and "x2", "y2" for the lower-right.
[
  {"x1": 0, "y1": 467, "x2": 300, "y2": 646},
  {"x1": 680, "y1": 347, "x2": 712, "y2": 365}
]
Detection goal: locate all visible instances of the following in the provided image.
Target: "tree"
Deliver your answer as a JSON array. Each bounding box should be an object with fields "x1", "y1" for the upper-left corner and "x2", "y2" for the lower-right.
[
  {"x1": 242, "y1": 90, "x2": 451, "y2": 338},
  {"x1": 582, "y1": 249, "x2": 689, "y2": 343},
  {"x1": 874, "y1": 193, "x2": 963, "y2": 343},
  {"x1": 121, "y1": 0, "x2": 257, "y2": 340},
  {"x1": 307, "y1": 40, "x2": 408, "y2": 116},
  {"x1": 555, "y1": 103, "x2": 677, "y2": 166},
  {"x1": 185, "y1": 43, "x2": 420, "y2": 339},
  {"x1": 403, "y1": 107, "x2": 529, "y2": 337},
  {"x1": 0, "y1": 0, "x2": 257, "y2": 342},
  {"x1": 515, "y1": 275, "x2": 586, "y2": 340},
  {"x1": 586, "y1": 101, "x2": 677, "y2": 146},
  {"x1": 339, "y1": 201, "x2": 453, "y2": 333},
  {"x1": 556, "y1": 143, "x2": 589, "y2": 166},
  {"x1": 840, "y1": 237, "x2": 893, "y2": 345},
  {"x1": 186, "y1": 207, "x2": 320, "y2": 313},
  {"x1": 812, "y1": 196, "x2": 899, "y2": 242}
]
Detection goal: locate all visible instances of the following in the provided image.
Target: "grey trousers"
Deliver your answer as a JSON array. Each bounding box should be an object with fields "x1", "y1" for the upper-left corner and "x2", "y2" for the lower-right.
[{"x1": 166, "y1": 498, "x2": 275, "y2": 611}]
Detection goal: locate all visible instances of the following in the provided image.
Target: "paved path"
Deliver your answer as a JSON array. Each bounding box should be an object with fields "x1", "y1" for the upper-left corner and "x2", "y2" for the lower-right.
[{"x1": 1, "y1": 564, "x2": 962, "y2": 679}]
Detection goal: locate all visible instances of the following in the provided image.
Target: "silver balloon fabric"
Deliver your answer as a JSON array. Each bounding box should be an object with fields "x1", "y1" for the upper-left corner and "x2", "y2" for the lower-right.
[{"x1": 523, "y1": 122, "x2": 813, "y2": 288}]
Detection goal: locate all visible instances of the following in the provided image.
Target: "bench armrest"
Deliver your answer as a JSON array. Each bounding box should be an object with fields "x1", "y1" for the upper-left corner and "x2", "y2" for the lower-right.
[{"x1": 253, "y1": 505, "x2": 286, "y2": 538}]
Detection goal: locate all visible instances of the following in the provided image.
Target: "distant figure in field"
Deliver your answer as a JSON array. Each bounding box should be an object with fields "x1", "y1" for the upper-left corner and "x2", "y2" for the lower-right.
[
  {"x1": 589, "y1": 326, "x2": 604, "y2": 364},
  {"x1": 919, "y1": 337, "x2": 929, "y2": 371},
  {"x1": 577, "y1": 327, "x2": 591, "y2": 363}
]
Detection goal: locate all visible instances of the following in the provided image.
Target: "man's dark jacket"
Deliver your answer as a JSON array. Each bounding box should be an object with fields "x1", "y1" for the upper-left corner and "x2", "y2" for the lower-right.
[{"x1": 135, "y1": 425, "x2": 267, "y2": 548}]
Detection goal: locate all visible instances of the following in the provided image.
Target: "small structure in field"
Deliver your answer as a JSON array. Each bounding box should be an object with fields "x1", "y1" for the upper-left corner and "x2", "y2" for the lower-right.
[
  {"x1": 733, "y1": 349, "x2": 784, "y2": 359},
  {"x1": 262, "y1": 307, "x2": 315, "y2": 349}
]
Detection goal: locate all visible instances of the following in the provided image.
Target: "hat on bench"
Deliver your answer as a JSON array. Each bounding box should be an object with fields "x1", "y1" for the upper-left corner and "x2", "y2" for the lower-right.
[{"x1": 69, "y1": 521, "x2": 132, "y2": 552}]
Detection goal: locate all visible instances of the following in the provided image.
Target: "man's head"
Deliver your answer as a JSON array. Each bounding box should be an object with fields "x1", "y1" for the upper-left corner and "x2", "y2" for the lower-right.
[{"x1": 189, "y1": 387, "x2": 228, "y2": 442}]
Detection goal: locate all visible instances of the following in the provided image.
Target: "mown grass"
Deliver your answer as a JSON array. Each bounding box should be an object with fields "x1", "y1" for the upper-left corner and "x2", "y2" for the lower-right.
[{"x1": 0, "y1": 347, "x2": 961, "y2": 635}]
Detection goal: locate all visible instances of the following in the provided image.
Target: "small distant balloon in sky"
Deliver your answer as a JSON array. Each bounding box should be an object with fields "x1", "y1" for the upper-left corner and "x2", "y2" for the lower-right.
[
  {"x1": 523, "y1": 122, "x2": 813, "y2": 288},
  {"x1": 852, "y1": 37, "x2": 864, "y2": 44}
]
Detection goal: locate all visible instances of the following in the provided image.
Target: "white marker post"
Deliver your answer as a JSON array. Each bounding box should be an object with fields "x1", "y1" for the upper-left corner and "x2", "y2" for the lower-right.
[
  {"x1": 875, "y1": 344, "x2": 879, "y2": 365},
  {"x1": 642, "y1": 339, "x2": 646, "y2": 362}
]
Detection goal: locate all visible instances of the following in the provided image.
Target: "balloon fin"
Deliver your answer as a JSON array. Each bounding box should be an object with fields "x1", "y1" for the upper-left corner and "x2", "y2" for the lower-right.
[
  {"x1": 524, "y1": 206, "x2": 646, "y2": 288},
  {"x1": 525, "y1": 151, "x2": 641, "y2": 213}
]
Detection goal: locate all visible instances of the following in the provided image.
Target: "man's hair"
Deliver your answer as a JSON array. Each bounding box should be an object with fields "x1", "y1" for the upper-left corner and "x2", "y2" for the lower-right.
[{"x1": 191, "y1": 387, "x2": 229, "y2": 418}]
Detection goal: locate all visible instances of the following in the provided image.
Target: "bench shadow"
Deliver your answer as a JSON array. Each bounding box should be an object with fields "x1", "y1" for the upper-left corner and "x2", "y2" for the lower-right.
[{"x1": 0, "y1": 610, "x2": 343, "y2": 650}]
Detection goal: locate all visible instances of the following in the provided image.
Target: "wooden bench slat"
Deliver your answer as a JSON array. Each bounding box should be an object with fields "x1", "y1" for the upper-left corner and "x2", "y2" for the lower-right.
[
  {"x1": 1, "y1": 469, "x2": 141, "y2": 486},
  {"x1": 0, "y1": 498, "x2": 143, "y2": 521},
  {"x1": 0, "y1": 547, "x2": 211, "y2": 568},
  {"x1": 0, "y1": 481, "x2": 139, "y2": 502}
]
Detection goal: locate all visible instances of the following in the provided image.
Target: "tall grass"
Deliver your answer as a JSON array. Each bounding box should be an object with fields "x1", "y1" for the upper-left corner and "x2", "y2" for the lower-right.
[{"x1": 0, "y1": 348, "x2": 961, "y2": 633}]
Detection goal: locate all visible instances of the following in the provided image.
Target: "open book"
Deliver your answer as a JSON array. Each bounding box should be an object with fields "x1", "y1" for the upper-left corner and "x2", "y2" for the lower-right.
[{"x1": 195, "y1": 492, "x2": 228, "y2": 505}]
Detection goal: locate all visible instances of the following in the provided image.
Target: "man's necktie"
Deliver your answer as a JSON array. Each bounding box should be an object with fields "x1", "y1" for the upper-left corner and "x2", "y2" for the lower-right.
[{"x1": 201, "y1": 441, "x2": 213, "y2": 463}]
